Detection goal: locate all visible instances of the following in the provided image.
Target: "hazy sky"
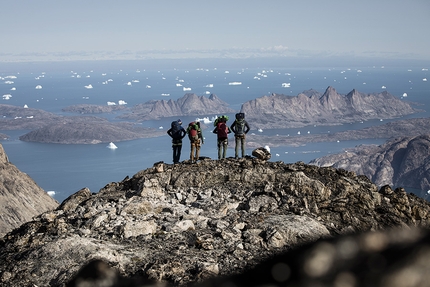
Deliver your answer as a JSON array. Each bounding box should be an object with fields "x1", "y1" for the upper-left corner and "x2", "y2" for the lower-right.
[{"x1": 1, "y1": 0, "x2": 429, "y2": 62}]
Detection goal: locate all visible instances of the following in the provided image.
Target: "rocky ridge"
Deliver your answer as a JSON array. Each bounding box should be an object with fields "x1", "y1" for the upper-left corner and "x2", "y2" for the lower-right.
[
  {"x1": 241, "y1": 86, "x2": 419, "y2": 129},
  {"x1": 310, "y1": 134, "x2": 430, "y2": 195},
  {"x1": 0, "y1": 144, "x2": 58, "y2": 237},
  {"x1": 119, "y1": 93, "x2": 235, "y2": 121},
  {"x1": 1, "y1": 158, "x2": 429, "y2": 286}
]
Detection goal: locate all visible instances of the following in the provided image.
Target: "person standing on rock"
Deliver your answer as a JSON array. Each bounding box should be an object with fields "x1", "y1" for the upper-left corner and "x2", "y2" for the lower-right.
[
  {"x1": 230, "y1": 112, "x2": 250, "y2": 158},
  {"x1": 213, "y1": 115, "x2": 231, "y2": 159},
  {"x1": 187, "y1": 121, "x2": 204, "y2": 163},
  {"x1": 167, "y1": 119, "x2": 186, "y2": 164}
]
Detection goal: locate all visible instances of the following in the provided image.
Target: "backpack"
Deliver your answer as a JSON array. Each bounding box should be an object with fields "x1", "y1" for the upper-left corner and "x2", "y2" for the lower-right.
[
  {"x1": 234, "y1": 113, "x2": 246, "y2": 135},
  {"x1": 170, "y1": 121, "x2": 182, "y2": 140},
  {"x1": 188, "y1": 122, "x2": 199, "y2": 141},
  {"x1": 216, "y1": 122, "x2": 228, "y2": 139},
  {"x1": 214, "y1": 115, "x2": 229, "y2": 127}
]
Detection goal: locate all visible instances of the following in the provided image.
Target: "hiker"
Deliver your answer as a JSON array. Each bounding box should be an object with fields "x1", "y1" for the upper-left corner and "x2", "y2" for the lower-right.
[
  {"x1": 230, "y1": 112, "x2": 250, "y2": 158},
  {"x1": 167, "y1": 119, "x2": 186, "y2": 164},
  {"x1": 212, "y1": 115, "x2": 231, "y2": 159},
  {"x1": 187, "y1": 121, "x2": 204, "y2": 163}
]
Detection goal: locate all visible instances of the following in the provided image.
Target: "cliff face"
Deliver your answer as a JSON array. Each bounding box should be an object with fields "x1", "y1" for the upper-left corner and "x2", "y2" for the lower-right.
[
  {"x1": 120, "y1": 93, "x2": 235, "y2": 121},
  {"x1": 241, "y1": 86, "x2": 418, "y2": 129},
  {"x1": 1, "y1": 158, "x2": 429, "y2": 286},
  {"x1": 0, "y1": 144, "x2": 59, "y2": 238},
  {"x1": 310, "y1": 135, "x2": 430, "y2": 196}
]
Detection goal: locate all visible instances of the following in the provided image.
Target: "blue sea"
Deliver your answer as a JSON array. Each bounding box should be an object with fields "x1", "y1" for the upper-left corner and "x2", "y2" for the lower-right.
[{"x1": 1, "y1": 58, "x2": 429, "y2": 202}]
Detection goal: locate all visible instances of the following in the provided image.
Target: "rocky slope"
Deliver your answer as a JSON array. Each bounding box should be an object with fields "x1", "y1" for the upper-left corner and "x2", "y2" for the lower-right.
[
  {"x1": 119, "y1": 93, "x2": 235, "y2": 121},
  {"x1": 241, "y1": 86, "x2": 419, "y2": 129},
  {"x1": 0, "y1": 144, "x2": 59, "y2": 238},
  {"x1": 1, "y1": 158, "x2": 429, "y2": 286},
  {"x1": 310, "y1": 134, "x2": 430, "y2": 196}
]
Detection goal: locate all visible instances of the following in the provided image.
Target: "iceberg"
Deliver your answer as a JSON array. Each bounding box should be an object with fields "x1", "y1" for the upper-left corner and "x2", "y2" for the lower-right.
[
  {"x1": 127, "y1": 82, "x2": 132, "y2": 86},
  {"x1": 47, "y1": 191, "x2": 56, "y2": 197},
  {"x1": 161, "y1": 93, "x2": 170, "y2": 96},
  {"x1": 424, "y1": 78, "x2": 428, "y2": 82},
  {"x1": 5, "y1": 81, "x2": 14, "y2": 84},
  {"x1": 107, "y1": 101, "x2": 116, "y2": 106},
  {"x1": 10, "y1": 87, "x2": 16, "y2": 90},
  {"x1": 84, "y1": 84, "x2": 93, "y2": 89},
  {"x1": 118, "y1": 100, "x2": 127, "y2": 105},
  {"x1": 205, "y1": 84, "x2": 214, "y2": 88},
  {"x1": 381, "y1": 85, "x2": 386, "y2": 89},
  {"x1": 195, "y1": 117, "x2": 212, "y2": 124},
  {"x1": 183, "y1": 87, "x2": 191, "y2": 91},
  {"x1": 402, "y1": 93, "x2": 408, "y2": 97},
  {"x1": 35, "y1": 85, "x2": 42, "y2": 89},
  {"x1": 107, "y1": 142, "x2": 118, "y2": 149},
  {"x1": 264, "y1": 145, "x2": 270, "y2": 153},
  {"x1": 281, "y1": 83, "x2": 291, "y2": 88},
  {"x1": 258, "y1": 128, "x2": 263, "y2": 133},
  {"x1": 176, "y1": 83, "x2": 183, "y2": 87},
  {"x1": 2, "y1": 94, "x2": 12, "y2": 100},
  {"x1": 24, "y1": 104, "x2": 28, "y2": 108},
  {"x1": 228, "y1": 82, "x2": 242, "y2": 85}
]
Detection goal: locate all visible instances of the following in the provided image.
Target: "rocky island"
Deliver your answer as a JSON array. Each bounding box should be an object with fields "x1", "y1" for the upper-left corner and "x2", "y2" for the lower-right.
[
  {"x1": 310, "y1": 134, "x2": 430, "y2": 195},
  {"x1": 1, "y1": 154, "x2": 430, "y2": 286},
  {"x1": 240, "y1": 86, "x2": 420, "y2": 129}
]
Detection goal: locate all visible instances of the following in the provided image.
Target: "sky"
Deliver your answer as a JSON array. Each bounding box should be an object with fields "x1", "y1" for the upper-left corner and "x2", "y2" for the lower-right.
[{"x1": 1, "y1": 0, "x2": 429, "y2": 62}]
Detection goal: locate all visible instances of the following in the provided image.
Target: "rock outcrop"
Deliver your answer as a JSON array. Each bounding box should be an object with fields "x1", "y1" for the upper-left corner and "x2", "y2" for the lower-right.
[
  {"x1": 119, "y1": 93, "x2": 235, "y2": 121},
  {"x1": 310, "y1": 135, "x2": 430, "y2": 198},
  {"x1": 0, "y1": 144, "x2": 58, "y2": 238},
  {"x1": 241, "y1": 86, "x2": 419, "y2": 129},
  {"x1": 1, "y1": 158, "x2": 429, "y2": 286},
  {"x1": 62, "y1": 104, "x2": 128, "y2": 114}
]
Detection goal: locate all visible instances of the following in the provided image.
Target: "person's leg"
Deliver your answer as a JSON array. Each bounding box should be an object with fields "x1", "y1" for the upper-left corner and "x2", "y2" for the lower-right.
[
  {"x1": 222, "y1": 140, "x2": 228, "y2": 158},
  {"x1": 177, "y1": 142, "x2": 182, "y2": 162},
  {"x1": 217, "y1": 140, "x2": 222, "y2": 159},
  {"x1": 190, "y1": 142, "x2": 195, "y2": 162},
  {"x1": 173, "y1": 144, "x2": 179, "y2": 163},
  {"x1": 195, "y1": 139, "x2": 200, "y2": 162},
  {"x1": 241, "y1": 136, "x2": 246, "y2": 158},
  {"x1": 235, "y1": 136, "x2": 240, "y2": 158}
]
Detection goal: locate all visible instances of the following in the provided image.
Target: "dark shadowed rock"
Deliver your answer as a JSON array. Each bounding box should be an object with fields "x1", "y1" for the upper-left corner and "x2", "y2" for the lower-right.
[
  {"x1": 0, "y1": 144, "x2": 58, "y2": 238},
  {"x1": 1, "y1": 158, "x2": 429, "y2": 286}
]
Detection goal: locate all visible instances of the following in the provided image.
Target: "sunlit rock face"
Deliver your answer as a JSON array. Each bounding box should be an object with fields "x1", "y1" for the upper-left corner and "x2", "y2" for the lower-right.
[
  {"x1": 1, "y1": 157, "x2": 430, "y2": 286},
  {"x1": 0, "y1": 144, "x2": 59, "y2": 238}
]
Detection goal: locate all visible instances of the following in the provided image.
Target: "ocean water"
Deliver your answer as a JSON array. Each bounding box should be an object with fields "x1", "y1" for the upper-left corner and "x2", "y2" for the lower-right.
[{"x1": 1, "y1": 59, "x2": 429, "y2": 202}]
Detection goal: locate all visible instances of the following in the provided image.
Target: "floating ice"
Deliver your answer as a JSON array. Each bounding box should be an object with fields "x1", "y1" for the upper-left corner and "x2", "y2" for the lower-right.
[
  {"x1": 10, "y1": 87, "x2": 16, "y2": 90},
  {"x1": 35, "y1": 85, "x2": 42, "y2": 89},
  {"x1": 118, "y1": 100, "x2": 127, "y2": 105},
  {"x1": 281, "y1": 83, "x2": 291, "y2": 88},
  {"x1": 126, "y1": 82, "x2": 132, "y2": 86},
  {"x1": 84, "y1": 84, "x2": 93, "y2": 89},
  {"x1": 205, "y1": 91, "x2": 210, "y2": 94},
  {"x1": 264, "y1": 145, "x2": 270, "y2": 153},
  {"x1": 258, "y1": 128, "x2": 263, "y2": 133},
  {"x1": 146, "y1": 85, "x2": 151, "y2": 88},
  {"x1": 402, "y1": 93, "x2": 408, "y2": 97},
  {"x1": 26, "y1": 116, "x2": 33, "y2": 119},
  {"x1": 107, "y1": 101, "x2": 116, "y2": 106},
  {"x1": 47, "y1": 191, "x2": 56, "y2": 197},
  {"x1": 424, "y1": 78, "x2": 428, "y2": 82},
  {"x1": 225, "y1": 71, "x2": 230, "y2": 74},
  {"x1": 132, "y1": 80, "x2": 139, "y2": 83},
  {"x1": 205, "y1": 84, "x2": 213, "y2": 88},
  {"x1": 5, "y1": 75, "x2": 17, "y2": 79},
  {"x1": 183, "y1": 87, "x2": 191, "y2": 91},
  {"x1": 161, "y1": 94, "x2": 170, "y2": 97},
  {"x1": 381, "y1": 85, "x2": 386, "y2": 89},
  {"x1": 24, "y1": 104, "x2": 28, "y2": 108},
  {"x1": 176, "y1": 83, "x2": 182, "y2": 87},
  {"x1": 5, "y1": 81, "x2": 14, "y2": 84},
  {"x1": 107, "y1": 142, "x2": 118, "y2": 149},
  {"x1": 159, "y1": 126, "x2": 163, "y2": 129},
  {"x1": 195, "y1": 117, "x2": 212, "y2": 124},
  {"x1": 229, "y1": 82, "x2": 242, "y2": 85},
  {"x1": 2, "y1": 94, "x2": 12, "y2": 100}
]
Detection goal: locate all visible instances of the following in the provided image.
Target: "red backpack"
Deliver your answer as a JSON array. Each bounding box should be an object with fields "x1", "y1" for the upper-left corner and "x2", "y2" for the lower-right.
[{"x1": 217, "y1": 122, "x2": 228, "y2": 139}]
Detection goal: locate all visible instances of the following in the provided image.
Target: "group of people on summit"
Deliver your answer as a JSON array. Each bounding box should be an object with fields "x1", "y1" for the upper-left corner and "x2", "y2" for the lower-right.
[{"x1": 167, "y1": 113, "x2": 250, "y2": 164}]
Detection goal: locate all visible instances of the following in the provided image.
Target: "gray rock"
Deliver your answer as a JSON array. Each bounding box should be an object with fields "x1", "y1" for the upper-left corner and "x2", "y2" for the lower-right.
[{"x1": 1, "y1": 159, "x2": 430, "y2": 286}]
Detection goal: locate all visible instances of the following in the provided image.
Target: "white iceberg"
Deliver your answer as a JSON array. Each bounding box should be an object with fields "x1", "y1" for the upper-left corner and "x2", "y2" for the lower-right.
[
  {"x1": 126, "y1": 82, "x2": 132, "y2": 86},
  {"x1": 402, "y1": 93, "x2": 408, "y2": 97},
  {"x1": 24, "y1": 104, "x2": 28, "y2": 108},
  {"x1": 228, "y1": 82, "x2": 242, "y2": 85},
  {"x1": 47, "y1": 191, "x2": 56, "y2": 197},
  {"x1": 2, "y1": 94, "x2": 12, "y2": 100},
  {"x1": 205, "y1": 84, "x2": 214, "y2": 88},
  {"x1": 107, "y1": 101, "x2": 116, "y2": 106},
  {"x1": 5, "y1": 75, "x2": 17, "y2": 79},
  {"x1": 195, "y1": 117, "x2": 212, "y2": 124},
  {"x1": 424, "y1": 78, "x2": 428, "y2": 82},
  {"x1": 84, "y1": 84, "x2": 93, "y2": 89},
  {"x1": 146, "y1": 85, "x2": 151, "y2": 88},
  {"x1": 264, "y1": 145, "x2": 270, "y2": 153},
  {"x1": 35, "y1": 85, "x2": 42, "y2": 89},
  {"x1": 132, "y1": 80, "x2": 139, "y2": 83},
  {"x1": 161, "y1": 93, "x2": 170, "y2": 96},
  {"x1": 4, "y1": 81, "x2": 14, "y2": 84},
  {"x1": 107, "y1": 142, "x2": 118, "y2": 149},
  {"x1": 183, "y1": 87, "x2": 192, "y2": 91},
  {"x1": 10, "y1": 87, "x2": 16, "y2": 91},
  {"x1": 118, "y1": 100, "x2": 127, "y2": 105},
  {"x1": 381, "y1": 85, "x2": 386, "y2": 89},
  {"x1": 281, "y1": 83, "x2": 291, "y2": 88},
  {"x1": 258, "y1": 128, "x2": 263, "y2": 133}
]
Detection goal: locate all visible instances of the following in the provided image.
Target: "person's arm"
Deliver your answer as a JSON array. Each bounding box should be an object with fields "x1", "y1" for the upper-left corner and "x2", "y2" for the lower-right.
[
  {"x1": 212, "y1": 127, "x2": 217, "y2": 134},
  {"x1": 244, "y1": 121, "x2": 250, "y2": 134},
  {"x1": 167, "y1": 129, "x2": 172, "y2": 138},
  {"x1": 230, "y1": 121, "x2": 236, "y2": 133}
]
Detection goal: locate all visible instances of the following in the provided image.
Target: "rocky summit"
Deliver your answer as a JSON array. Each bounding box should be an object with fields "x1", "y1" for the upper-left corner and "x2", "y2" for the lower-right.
[{"x1": 1, "y1": 157, "x2": 430, "y2": 286}]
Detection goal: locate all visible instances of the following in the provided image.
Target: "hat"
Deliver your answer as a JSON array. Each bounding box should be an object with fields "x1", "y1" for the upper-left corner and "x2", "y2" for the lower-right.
[{"x1": 177, "y1": 119, "x2": 182, "y2": 125}]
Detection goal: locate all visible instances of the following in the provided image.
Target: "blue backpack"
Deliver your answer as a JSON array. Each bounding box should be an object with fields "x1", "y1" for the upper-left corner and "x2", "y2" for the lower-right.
[{"x1": 170, "y1": 121, "x2": 182, "y2": 140}]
